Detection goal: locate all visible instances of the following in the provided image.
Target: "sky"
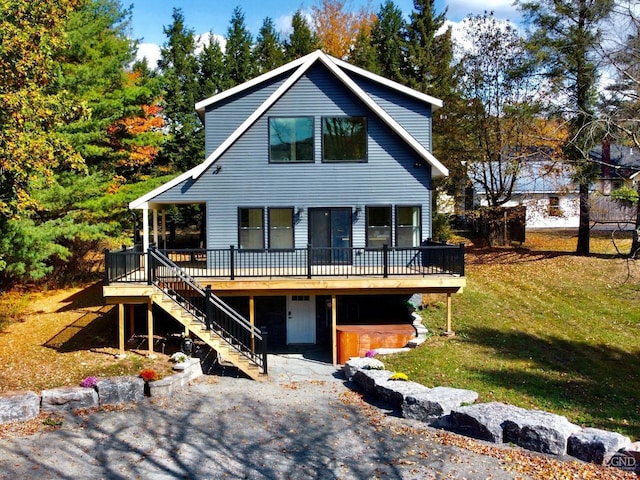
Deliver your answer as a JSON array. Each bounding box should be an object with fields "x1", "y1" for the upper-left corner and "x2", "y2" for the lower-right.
[{"x1": 129, "y1": 0, "x2": 522, "y2": 67}]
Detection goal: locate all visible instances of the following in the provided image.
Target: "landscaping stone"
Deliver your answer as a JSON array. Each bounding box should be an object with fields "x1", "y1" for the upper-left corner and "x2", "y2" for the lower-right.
[
  {"x1": 351, "y1": 369, "x2": 394, "y2": 394},
  {"x1": 607, "y1": 442, "x2": 640, "y2": 475},
  {"x1": 343, "y1": 357, "x2": 385, "y2": 381},
  {"x1": 567, "y1": 427, "x2": 631, "y2": 464},
  {"x1": 96, "y1": 376, "x2": 144, "y2": 405},
  {"x1": 375, "y1": 379, "x2": 430, "y2": 408},
  {"x1": 402, "y1": 386, "x2": 479, "y2": 423},
  {"x1": 448, "y1": 402, "x2": 529, "y2": 443},
  {"x1": 41, "y1": 386, "x2": 99, "y2": 413},
  {"x1": 502, "y1": 409, "x2": 581, "y2": 456},
  {"x1": 0, "y1": 391, "x2": 39, "y2": 424},
  {"x1": 148, "y1": 358, "x2": 203, "y2": 397}
]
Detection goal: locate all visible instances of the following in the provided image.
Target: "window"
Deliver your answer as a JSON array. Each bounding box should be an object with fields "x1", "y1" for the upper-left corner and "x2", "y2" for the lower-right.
[
  {"x1": 269, "y1": 117, "x2": 314, "y2": 162},
  {"x1": 548, "y1": 196, "x2": 562, "y2": 217},
  {"x1": 239, "y1": 208, "x2": 264, "y2": 249},
  {"x1": 322, "y1": 116, "x2": 367, "y2": 162},
  {"x1": 396, "y1": 206, "x2": 421, "y2": 247},
  {"x1": 366, "y1": 206, "x2": 391, "y2": 248},
  {"x1": 269, "y1": 208, "x2": 294, "y2": 249}
]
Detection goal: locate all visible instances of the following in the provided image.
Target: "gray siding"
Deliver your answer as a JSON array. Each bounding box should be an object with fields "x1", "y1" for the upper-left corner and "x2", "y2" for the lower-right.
[{"x1": 155, "y1": 63, "x2": 434, "y2": 249}]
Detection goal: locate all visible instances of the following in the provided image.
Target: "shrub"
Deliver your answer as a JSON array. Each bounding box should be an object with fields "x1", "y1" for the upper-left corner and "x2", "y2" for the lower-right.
[
  {"x1": 389, "y1": 372, "x2": 409, "y2": 381},
  {"x1": 139, "y1": 369, "x2": 158, "y2": 382}
]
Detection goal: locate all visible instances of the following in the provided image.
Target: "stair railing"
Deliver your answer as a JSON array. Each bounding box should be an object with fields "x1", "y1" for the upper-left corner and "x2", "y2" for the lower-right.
[{"x1": 148, "y1": 247, "x2": 267, "y2": 374}]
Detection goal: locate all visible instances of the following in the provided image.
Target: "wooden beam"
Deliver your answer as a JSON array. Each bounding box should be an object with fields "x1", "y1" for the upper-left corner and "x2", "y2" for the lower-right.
[
  {"x1": 128, "y1": 304, "x2": 135, "y2": 338},
  {"x1": 118, "y1": 304, "x2": 125, "y2": 357},
  {"x1": 444, "y1": 292, "x2": 455, "y2": 336},
  {"x1": 147, "y1": 297, "x2": 155, "y2": 358},
  {"x1": 331, "y1": 294, "x2": 337, "y2": 365}
]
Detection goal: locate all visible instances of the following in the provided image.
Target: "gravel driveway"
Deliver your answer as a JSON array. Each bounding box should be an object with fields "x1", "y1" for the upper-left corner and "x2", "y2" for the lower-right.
[{"x1": 0, "y1": 359, "x2": 531, "y2": 480}]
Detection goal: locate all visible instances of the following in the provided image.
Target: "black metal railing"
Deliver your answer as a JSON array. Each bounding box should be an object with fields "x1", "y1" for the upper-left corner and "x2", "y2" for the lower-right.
[
  {"x1": 131, "y1": 242, "x2": 465, "y2": 280},
  {"x1": 104, "y1": 244, "x2": 144, "y2": 284},
  {"x1": 148, "y1": 248, "x2": 267, "y2": 374}
]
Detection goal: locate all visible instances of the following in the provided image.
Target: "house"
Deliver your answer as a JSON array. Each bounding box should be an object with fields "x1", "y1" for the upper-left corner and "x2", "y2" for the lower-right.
[
  {"x1": 473, "y1": 160, "x2": 580, "y2": 229},
  {"x1": 102, "y1": 50, "x2": 466, "y2": 379}
]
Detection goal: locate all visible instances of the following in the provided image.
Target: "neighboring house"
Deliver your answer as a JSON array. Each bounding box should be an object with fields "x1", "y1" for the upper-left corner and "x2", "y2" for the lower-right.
[
  {"x1": 473, "y1": 160, "x2": 580, "y2": 229},
  {"x1": 102, "y1": 51, "x2": 466, "y2": 379}
]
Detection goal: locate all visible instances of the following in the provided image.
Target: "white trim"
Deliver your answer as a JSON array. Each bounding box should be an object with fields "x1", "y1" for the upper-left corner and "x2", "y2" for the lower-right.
[
  {"x1": 130, "y1": 50, "x2": 448, "y2": 208},
  {"x1": 316, "y1": 53, "x2": 448, "y2": 177},
  {"x1": 190, "y1": 52, "x2": 323, "y2": 179},
  {"x1": 195, "y1": 51, "x2": 318, "y2": 115},
  {"x1": 330, "y1": 57, "x2": 443, "y2": 108}
]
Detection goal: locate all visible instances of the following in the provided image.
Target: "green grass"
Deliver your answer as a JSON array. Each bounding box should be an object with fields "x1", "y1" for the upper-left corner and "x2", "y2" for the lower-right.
[{"x1": 385, "y1": 230, "x2": 640, "y2": 439}]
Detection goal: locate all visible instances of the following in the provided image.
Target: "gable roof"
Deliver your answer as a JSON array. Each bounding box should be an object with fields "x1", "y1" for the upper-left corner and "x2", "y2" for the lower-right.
[{"x1": 131, "y1": 50, "x2": 447, "y2": 209}]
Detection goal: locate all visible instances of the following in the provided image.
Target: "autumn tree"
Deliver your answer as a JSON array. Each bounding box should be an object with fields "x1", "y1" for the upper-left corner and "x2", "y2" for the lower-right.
[
  {"x1": 224, "y1": 7, "x2": 255, "y2": 86},
  {"x1": 519, "y1": 0, "x2": 615, "y2": 255},
  {"x1": 284, "y1": 10, "x2": 320, "y2": 61},
  {"x1": 312, "y1": 0, "x2": 375, "y2": 59},
  {"x1": 253, "y1": 17, "x2": 285, "y2": 74},
  {"x1": 157, "y1": 8, "x2": 203, "y2": 172}
]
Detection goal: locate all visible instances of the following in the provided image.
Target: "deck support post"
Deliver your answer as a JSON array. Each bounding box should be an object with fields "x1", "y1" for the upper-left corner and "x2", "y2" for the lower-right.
[
  {"x1": 153, "y1": 209, "x2": 159, "y2": 247},
  {"x1": 147, "y1": 297, "x2": 156, "y2": 358},
  {"x1": 249, "y1": 295, "x2": 255, "y2": 352},
  {"x1": 161, "y1": 209, "x2": 167, "y2": 249},
  {"x1": 117, "y1": 303, "x2": 126, "y2": 357},
  {"x1": 142, "y1": 206, "x2": 149, "y2": 253},
  {"x1": 331, "y1": 294, "x2": 337, "y2": 365},
  {"x1": 444, "y1": 292, "x2": 455, "y2": 336},
  {"x1": 128, "y1": 304, "x2": 135, "y2": 338}
]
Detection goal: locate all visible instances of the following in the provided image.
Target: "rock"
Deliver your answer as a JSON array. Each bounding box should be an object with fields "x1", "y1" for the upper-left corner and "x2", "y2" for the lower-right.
[
  {"x1": 41, "y1": 387, "x2": 99, "y2": 413},
  {"x1": 607, "y1": 442, "x2": 640, "y2": 475},
  {"x1": 402, "y1": 386, "x2": 479, "y2": 422},
  {"x1": 148, "y1": 359, "x2": 203, "y2": 397},
  {"x1": 0, "y1": 391, "x2": 39, "y2": 424},
  {"x1": 503, "y1": 409, "x2": 581, "y2": 455},
  {"x1": 567, "y1": 428, "x2": 630, "y2": 464},
  {"x1": 96, "y1": 376, "x2": 144, "y2": 405},
  {"x1": 351, "y1": 369, "x2": 394, "y2": 394},
  {"x1": 448, "y1": 402, "x2": 529, "y2": 443},
  {"x1": 343, "y1": 357, "x2": 385, "y2": 381},
  {"x1": 375, "y1": 379, "x2": 430, "y2": 408}
]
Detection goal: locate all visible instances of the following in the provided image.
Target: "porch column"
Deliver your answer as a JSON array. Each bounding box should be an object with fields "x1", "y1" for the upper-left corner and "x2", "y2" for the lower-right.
[
  {"x1": 331, "y1": 294, "x2": 337, "y2": 365},
  {"x1": 147, "y1": 297, "x2": 155, "y2": 358},
  {"x1": 118, "y1": 304, "x2": 125, "y2": 357},
  {"x1": 128, "y1": 304, "x2": 135, "y2": 338},
  {"x1": 249, "y1": 296, "x2": 255, "y2": 351},
  {"x1": 142, "y1": 205, "x2": 150, "y2": 252},
  {"x1": 161, "y1": 209, "x2": 167, "y2": 249},
  {"x1": 153, "y1": 209, "x2": 159, "y2": 247},
  {"x1": 445, "y1": 293, "x2": 455, "y2": 336}
]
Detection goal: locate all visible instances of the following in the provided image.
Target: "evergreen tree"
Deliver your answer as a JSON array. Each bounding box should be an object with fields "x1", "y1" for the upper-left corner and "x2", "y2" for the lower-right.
[
  {"x1": 284, "y1": 10, "x2": 320, "y2": 61},
  {"x1": 370, "y1": 1, "x2": 407, "y2": 84},
  {"x1": 157, "y1": 8, "x2": 203, "y2": 172},
  {"x1": 253, "y1": 17, "x2": 285, "y2": 74},
  {"x1": 198, "y1": 33, "x2": 227, "y2": 98},
  {"x1": 350, "y1": 21, "x2": 379, "y2": 71},
  {"x1": 519, "y1": 0, "x2": 614, "y2": 255},
  {"x1": 224, "y1": 7, "x2": 254, "y2": 86},
  {"x1": 405, "y1": 0, "x2": 449, "y2": 95}
]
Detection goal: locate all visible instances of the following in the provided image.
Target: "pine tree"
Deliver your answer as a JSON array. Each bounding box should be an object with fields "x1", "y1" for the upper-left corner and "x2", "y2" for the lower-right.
[
  {"x1": 519, "y1": 0, "x2": 614, "y2": 255},
  {"x1": 157, "y1": 8, "x2": 203, "y2": 172},
  {"x1": 284, "y1": 10, "x2": 320, "y2": 61},
  {"x1": 224, "y1": 7, "x2": 254, "y2": 86},
  {"x1": 253, "y1": 17, "x2": 285, "y2": 75},
  {"x1": 370, "y1": 1, "x2": 407, "y2": 84},
  {"x1": 198, "y1": 33, "x2": 227, "y2": 98}
]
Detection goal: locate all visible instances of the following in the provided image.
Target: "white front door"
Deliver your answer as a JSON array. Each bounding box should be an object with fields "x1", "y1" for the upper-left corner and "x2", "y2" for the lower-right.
[{"x1": 286, "y1": 295, "x2": 316, "y2": 344}]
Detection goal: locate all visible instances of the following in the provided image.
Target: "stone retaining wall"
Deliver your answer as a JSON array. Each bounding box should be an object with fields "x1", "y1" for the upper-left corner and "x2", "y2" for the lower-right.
[
  {"x1": 0, "y1": 358, "x2": 202, "y2": 424},
  {"x1": 344, "y1": 357, "x2": 636, "y2": 474}
]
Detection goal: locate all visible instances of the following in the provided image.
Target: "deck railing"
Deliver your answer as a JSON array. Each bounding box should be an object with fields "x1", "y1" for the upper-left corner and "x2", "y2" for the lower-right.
[
  {"x1": 104, "y1": 241, "x2": 464, "y2": 284},
  {"x1": 148, "y1": 248, "x2": 268, "y2": 374}
]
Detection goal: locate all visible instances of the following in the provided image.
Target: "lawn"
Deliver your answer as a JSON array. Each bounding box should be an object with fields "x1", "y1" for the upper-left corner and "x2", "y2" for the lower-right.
[{"x1": 385, "y1": 229, "x2": 640, "y2": 439}]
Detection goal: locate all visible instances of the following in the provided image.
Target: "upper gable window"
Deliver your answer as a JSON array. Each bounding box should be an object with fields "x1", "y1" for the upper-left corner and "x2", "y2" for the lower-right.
[
  {"x1": 322, "y1": 117, "x2": 367, "y2": 162},
  {"x1": 269, "y1": 117, "x2": 314, "y2": 163}
]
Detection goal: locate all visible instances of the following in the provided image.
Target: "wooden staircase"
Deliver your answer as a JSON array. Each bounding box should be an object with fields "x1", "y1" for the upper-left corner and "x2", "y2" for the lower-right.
[{"x1": 153, "y1": 293, "x2": 266, "y2": 381}]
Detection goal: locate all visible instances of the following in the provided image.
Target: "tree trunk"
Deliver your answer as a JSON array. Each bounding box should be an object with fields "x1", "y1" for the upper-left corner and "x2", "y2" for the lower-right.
[
  {"x1": 576, "y1": 180, "x2": 590, "y2": 255},
  {"x1": 631, "y1": 181, "x2": 640, "y2": 258}
]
